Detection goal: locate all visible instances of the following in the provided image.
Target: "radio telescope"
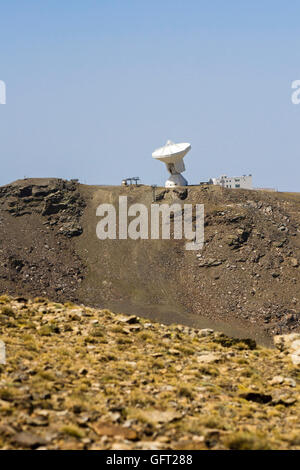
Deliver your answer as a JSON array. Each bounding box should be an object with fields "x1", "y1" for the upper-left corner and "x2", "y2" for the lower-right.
[{"x1": 152, "y1": 140, "x2": 191, "y2": 188}]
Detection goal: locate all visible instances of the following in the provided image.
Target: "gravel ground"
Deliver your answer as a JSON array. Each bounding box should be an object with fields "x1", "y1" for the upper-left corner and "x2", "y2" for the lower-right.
[{"x1": 0, "y1": 295, "x2": 299, "y2": 450}]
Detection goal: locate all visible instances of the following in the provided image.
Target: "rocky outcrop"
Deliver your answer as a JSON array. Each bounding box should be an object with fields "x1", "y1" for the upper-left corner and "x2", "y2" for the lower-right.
[
  {"x1": 0, "y1": 179, "x2": 86, "y2": 303},
  {"x1": 274, "y1": 333, "x2": 300, "y2": 366},
  {"x1": 0, "y1": 178, "x2": 85, "y2": 238}
]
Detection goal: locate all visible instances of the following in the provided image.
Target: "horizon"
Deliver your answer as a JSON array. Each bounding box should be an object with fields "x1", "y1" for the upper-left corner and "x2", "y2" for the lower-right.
[{"x1": 1, "y1": 175, "x2": 295, "y2": 194}]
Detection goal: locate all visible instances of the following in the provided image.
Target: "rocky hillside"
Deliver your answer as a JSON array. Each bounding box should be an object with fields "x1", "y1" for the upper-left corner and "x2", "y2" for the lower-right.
[
  {"x1": 0, "y1": 179, "x2": 86, "y2": 302},
  {"x1": 1, "y1": 178, "x2": 300, "y2": 341},
  {"x1": 0, "y1": 296, "x2": 299, "y2": 450}
]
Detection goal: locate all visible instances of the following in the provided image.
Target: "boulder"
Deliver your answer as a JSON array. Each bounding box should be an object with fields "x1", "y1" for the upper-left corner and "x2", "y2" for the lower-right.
[
  {"x1": 290, "y1": 258, "x2": 299, "y2": 268},
  {"x1": 274, "y1": 334, "x2": 300, "y2": 366},
  {"x1": 197, "y1": 353, "x2": 221, "y2": 364},
  {"x1": 274, "y1": 333, "x2": 300, "y2": 351},
  {"x1": 0, "y1": 340, "x2": 5, "y2": 365},
  {"x1": 198, "y1": 328, "x2": 214, "y2": 337}
]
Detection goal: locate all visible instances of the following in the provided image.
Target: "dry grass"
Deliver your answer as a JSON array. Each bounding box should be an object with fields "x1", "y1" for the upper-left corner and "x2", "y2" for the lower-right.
[{"x1": 0, "y1": 295, "x2": 299, "y2": 450}]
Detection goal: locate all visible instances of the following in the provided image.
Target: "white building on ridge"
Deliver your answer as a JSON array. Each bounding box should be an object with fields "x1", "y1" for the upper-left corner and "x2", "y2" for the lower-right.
[{"x1": 212, "y1": 174, "x2": 252, "y2": 190}]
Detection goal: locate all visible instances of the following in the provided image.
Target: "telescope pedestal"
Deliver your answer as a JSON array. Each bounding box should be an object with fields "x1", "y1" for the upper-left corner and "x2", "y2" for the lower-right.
[{"x1": 165, "y1": 173, "x2": 188, "y2": 188}]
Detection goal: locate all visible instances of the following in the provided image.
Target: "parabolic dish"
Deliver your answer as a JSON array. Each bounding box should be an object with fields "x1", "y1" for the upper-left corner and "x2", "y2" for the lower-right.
[{"x1": 152, "y1": 140, "x2": 191, "y2": 163}]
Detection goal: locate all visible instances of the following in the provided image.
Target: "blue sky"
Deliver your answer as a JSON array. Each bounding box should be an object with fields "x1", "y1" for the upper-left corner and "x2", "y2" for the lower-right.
[{"x1": 0, "y1": 0, "x2": 300, "y2": 190}]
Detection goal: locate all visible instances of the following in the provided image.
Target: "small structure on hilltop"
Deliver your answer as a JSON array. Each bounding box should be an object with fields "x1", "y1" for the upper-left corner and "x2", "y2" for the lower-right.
[
  {"x1": 212, "y1": 174, "x2": 252, "y2": 190},
  {"x1": 152, "y1": 140, "x2": 191, "y2": 188},
  {"x1": 121, "y1": 177, "x2": 140, "y2": 186}
]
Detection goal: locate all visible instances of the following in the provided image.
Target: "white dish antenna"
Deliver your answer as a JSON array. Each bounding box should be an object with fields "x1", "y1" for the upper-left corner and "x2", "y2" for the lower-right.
[{"x1": 152, "y1": 140, "x2": 191, "y2": 187}]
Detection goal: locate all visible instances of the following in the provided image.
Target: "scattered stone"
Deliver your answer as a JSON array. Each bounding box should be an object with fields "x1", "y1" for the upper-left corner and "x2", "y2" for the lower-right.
[
  {"x1": 137, "y1": 409, "x2": 181, "y2": 425},
  {"x1": 270, "y1": 376, "x2": 296, "y2": 387},
  {"x1": 199, "y1": 258, "x2": 223, "y2": 267},
  {"x1": 12, "y1": 431, "x2": 47, "y2": 449},
  {"x1": 270, "y1": 376, "x2": 284, "y2": 385},
  {"x1": 290, "y1": 354, "x2": 300, "y2": 366},
  {"x1": 123, "y1": 324, "x2": 142, "y2": 333},
  {"x1": 26, "y1": 415, "x2": 49, "y2": 427},
  {"x1": 198, "y1": 329, "x2": 214, "y2": 337},
  {"x1": 115, "y1": 315, "x2": 140, "y2": 324},
  {"x1": 0, "y1": 340, "x2": 6, "y2": 365},
  {"x1": 274, "y1": 334, "x2": 300, "y2": 351},
  {"x1": 90, "y1": 423, "x2": 138, "y2": 441},
  {"x1": 0, "y1": 296, "x2": 299, "y2": 450},
  {"x1": 226, "y1": 228, "x2": 250, "y2": 249},
  {"x1": 290, "y1": 258, "x2": 299, "y2": 268},
  {"x1": 58, "y1": 222, "x2": 83, "y2": 238},
  {"x1": 0, "y1": 399, "x2": 11, "y2": 411},
  {"x1": 271, "y1": 391, "x2": 297, "y2": 406},
  {"x1": 274, "y1": 334, "x2": 300, "y2": 365},
  {"x1": 169, "y1": 349, "x2": 181, "y2": 356},
  {"x1": 172, "y1": 188, "x2": 188, "y2": 200},
  {"x1": 197, "y1": 353, "x2": 221, "y2": 364},
  {"x1": 285, "y1": 378, "x2": 297, "y2": 388},
  {"x1": 0, "y1": 424, "x2": 16, "y2": 437}
]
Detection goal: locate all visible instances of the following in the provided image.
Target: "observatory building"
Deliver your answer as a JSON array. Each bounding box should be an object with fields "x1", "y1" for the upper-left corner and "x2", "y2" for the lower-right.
[
  {"x1": 152, "y1": 140, "x2": 191, "y2": 188},
  {"x1": 212, "y1": 174, "x2": 252, "y2": 190}
]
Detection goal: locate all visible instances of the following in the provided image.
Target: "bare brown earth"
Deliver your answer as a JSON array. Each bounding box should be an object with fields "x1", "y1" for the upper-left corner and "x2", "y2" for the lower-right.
[{"x1": 1, "y1": 178, "x2": 300, "y2": 343}]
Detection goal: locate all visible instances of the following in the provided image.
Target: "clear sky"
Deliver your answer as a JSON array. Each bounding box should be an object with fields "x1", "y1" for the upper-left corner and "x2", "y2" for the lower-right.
[{"x1": 0, "y1": 0, "x2": 300, "y2": 190}]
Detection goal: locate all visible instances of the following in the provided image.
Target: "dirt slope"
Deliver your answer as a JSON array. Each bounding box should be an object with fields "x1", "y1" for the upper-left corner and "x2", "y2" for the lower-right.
[{"x1": 1, "y1": 178, "x2": 300, "y2": 341}]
